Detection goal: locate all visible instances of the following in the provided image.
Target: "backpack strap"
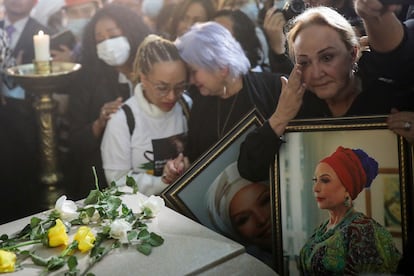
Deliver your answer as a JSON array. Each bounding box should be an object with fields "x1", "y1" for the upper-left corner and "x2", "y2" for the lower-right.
[
  {"x1": 121, "y1": 104, "x2": 135, "y2": 136},
  {"x1": 178, "y1": 95, "x2": 190, "y2": 121}
]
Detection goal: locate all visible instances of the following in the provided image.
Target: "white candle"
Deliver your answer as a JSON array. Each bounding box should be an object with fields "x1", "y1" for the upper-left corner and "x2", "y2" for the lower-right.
[{"x1": 33, "y1": 30, "x2": 50, "y2": 61}]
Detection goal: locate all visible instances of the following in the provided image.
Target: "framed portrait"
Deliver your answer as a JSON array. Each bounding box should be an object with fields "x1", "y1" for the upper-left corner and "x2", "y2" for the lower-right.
[
  {"x1": 161, "y1": 109, "x2": 277, "y2": 268},
  {"x1": 272, "y1": 116, "x2": 412, "y2": 276}
]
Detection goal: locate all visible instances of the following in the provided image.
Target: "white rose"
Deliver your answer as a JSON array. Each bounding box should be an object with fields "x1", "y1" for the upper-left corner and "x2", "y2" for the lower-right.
[
  {"x1": 138, "y1": 195, "x2": 165, "y2": 216},
  {"x1": 55, "y1": 195, "x2": 78, "y2": 222},
  {"x1": 109, "y1": 219, "x2": 132, "y2": 244},
  {"x1": 81, "y1": 208, "x2": 101, "y2": 224}
]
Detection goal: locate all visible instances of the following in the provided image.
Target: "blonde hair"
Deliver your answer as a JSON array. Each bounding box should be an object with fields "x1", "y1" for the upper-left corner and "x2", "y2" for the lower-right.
[
  {"x1": 131, "y1": 34, "x2": 183, "y2": 84},
  {"x1": 287, "y1": 6, "x2": 359, "y2": 62}
]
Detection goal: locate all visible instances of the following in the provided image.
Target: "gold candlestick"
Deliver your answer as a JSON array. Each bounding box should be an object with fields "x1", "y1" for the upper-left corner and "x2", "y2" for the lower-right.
[
  {"x1": 33, "y1": 59, "x2": 52, "y2": 75},
  {"x1": 6, "y1": 62, "x2": 81, "y2": 208}
]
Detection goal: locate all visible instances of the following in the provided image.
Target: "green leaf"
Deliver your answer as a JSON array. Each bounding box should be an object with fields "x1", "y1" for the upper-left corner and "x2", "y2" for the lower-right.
[
  {"x1": 48, "y1": 210, "x2": 61, "y2": 220},
  {"x1": 30, "y1": 252, "x2": 48, "y2": 266},
  {"x1": 84, "y1": 190, "x2": 102, "y2": 205},
  {"x1": 127, "y1": 230, "x2": 138, "y2": 242},
  {"x1": 121, "y1": 204, "x2": 130, "y2": 216},
  {"x1": 138, "y1": 229, "x2": 150, "y2": 240},
  {"x1": 30, "y1": 217, "x2": 42, "y2": 228},
  {"x1": 107, "y1": 197, "x2": 122, "y2": 211},
  {"x1": 69, "y1": 218, "x2": 83, "y2": 225},
  {"x1": 125, "y1": 176, "x2": 138, "y2": 193},
  {"x1": 67, "y1": 255, "x2": 78, "y2": 271},
  {"x1": 109, "y1": 181, "x2": 117, "y2": 188},
  {"x1": 90, "y1": 245, "x2": 105, "y2": 260},
  {"x1": 143, "y1": 207, "x2": 153, "y2": 218},
  {"x1": 0, "y1": 234, "x2": 8, "y2": 241},
  {"x1": 149, "y1": 233, "x2": 164, "y2": 247},
  {"x1": 85, "y1": 207, "x2": 96, "y2": 218},
  {"x1": 136, "y1": 242, "x2": 152, "y2": 256},
  {"x1": 47, "y1": 256, "x2": 66, "y2": 271}
]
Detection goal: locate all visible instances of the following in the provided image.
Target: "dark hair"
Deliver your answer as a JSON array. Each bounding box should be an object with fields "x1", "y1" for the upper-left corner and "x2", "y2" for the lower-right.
[
  {"x1": 80, "y1": 3, "x2": 151, "y2": 74},
  {"x1": 213, "y1": 9, "x2": 262, "y2": 69},
  {"x1": 168, "y1": 0, "x2": 216, "y2": 39}
]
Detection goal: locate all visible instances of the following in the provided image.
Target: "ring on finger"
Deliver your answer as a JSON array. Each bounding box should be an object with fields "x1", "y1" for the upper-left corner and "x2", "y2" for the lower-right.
[{"x1": 404, "y1": 121, "x2": 411, "y2": 131}]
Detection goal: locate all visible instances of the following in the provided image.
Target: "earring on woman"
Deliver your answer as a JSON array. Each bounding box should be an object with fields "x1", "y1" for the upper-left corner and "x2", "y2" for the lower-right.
[
  {"x1": 344, "y1": 196, "x2": 351, "y2": 207},
  {"x1": 352, "y1": 62, "x2": 359, "y2": 74},
  {"x1": 223, "y1": 85, "x2": 227, "y2": 96}
]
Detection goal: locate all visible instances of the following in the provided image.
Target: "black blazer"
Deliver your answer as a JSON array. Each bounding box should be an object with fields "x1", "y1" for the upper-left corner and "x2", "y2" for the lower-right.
[{"x1": 0, "y1": 17, "x2": 50, "y2": 64}]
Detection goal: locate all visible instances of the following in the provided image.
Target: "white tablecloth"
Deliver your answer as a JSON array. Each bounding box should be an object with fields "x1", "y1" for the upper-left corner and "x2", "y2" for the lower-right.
[{"x1": 0, "y1": 192, "x2": 277, "y2": 275}]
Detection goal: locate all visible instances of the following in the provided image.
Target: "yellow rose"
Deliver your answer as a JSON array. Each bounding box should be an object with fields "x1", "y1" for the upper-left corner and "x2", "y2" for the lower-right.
[
  {"x1": 0, "y1": 250, "x2": 16, "y2": 273},
  {"x1": 48, "y1": 219, "x2": 69, "y2": 247},
  {"x1": 73, "y1": 226, "x2": 95, "y2": 253}
]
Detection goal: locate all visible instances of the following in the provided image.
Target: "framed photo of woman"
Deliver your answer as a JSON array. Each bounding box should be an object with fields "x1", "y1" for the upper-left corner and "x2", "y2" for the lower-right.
[
  {"x1": 162, "y1": 109, "x2": 278, "y2": 269},
  {"x1": 272, "y1": 115, "x2": 412, "y2": 276}
]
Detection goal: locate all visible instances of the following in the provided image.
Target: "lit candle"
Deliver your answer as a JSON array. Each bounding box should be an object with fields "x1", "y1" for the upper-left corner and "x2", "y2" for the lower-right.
[{"x1": 33, "y1": 30, "x2": 50, "y2": 61}]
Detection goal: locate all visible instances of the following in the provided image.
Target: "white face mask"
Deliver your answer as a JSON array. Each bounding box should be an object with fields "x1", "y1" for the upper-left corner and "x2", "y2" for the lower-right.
[{"x1": 96, "y1": 36, "x2": 131, "y2": 66}]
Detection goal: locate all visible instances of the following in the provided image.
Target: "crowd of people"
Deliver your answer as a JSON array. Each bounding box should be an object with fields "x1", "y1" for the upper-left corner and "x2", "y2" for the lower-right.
[{"x1": 0, "y1": 0, "x2": 413, "y2": 274}]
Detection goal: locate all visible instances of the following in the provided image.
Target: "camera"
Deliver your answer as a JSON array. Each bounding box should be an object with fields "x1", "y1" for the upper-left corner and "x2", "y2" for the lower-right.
[{"x1": 275, "y1": 0, "x2": 306, "y2": 21}]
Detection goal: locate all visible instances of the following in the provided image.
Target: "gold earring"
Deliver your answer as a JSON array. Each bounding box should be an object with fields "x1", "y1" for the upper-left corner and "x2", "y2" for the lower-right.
[{"x1": 223, "y1": 85, "x2": 227, "y2": 96}]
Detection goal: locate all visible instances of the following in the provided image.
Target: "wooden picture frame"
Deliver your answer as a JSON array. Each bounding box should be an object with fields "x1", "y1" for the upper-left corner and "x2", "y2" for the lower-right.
[
  {"x1": 272, "y1": 115, "x2": 411, "y2": 275},
  {"x1": 161, "y1": 109, "x2": 279, "y2": 269}
]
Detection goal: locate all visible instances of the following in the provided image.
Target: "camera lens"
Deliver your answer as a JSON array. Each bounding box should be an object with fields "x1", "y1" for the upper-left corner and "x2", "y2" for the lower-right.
[{"x1": 290, "y1": 0, "x2": 305, "y2": 14}]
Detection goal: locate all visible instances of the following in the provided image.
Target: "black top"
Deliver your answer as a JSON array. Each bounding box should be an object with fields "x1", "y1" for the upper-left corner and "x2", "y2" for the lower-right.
[
  {"x1": 66, "y1": 67, "x2": 130, "y2": 199},
  {"x1": 0, "y1": 18, "x2": 51, "y2": 64},
  {"x1": 238, "y1": 22, "x2": 414, "y2": 182},
  {"x1": 185, "y1": 71, "x2": 283, "y2": 163}
]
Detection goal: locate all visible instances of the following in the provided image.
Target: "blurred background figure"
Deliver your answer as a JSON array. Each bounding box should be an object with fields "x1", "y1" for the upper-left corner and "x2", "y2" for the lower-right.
[
  {"x1": 0, "y1": 0, "x2": 51, "y2": 222},
  {"x1": 51, "y1": 0, "x2": 103, "y2": 63},
  {"x1": 213, "y1": 9, "x2": 269, "y2": 72},
  {"x1": 220, "y1": 0, "x2": 259, "y2": 22},
  {"x1": 111, "y1": 0, "x2": 142, "y2": 15},
  {"x1": 167, "y1": 0, "x2": 216, "y2": 39},
  {"x1": 0, "y1": 0, "x2": 4, "y2": 20},
  {"x1": 141, "y1": 0, "x2": 164, "y2": 31},
  {"x1": 0, "y1": 0, "x2": 49, "y2": 64},
  {"x1": 303, "y1": 0, "x2": 364, "y2": 35},
  {"x1": 218, "y1": 0, "x2": 271, "y2": 70},
  {"x1": 66, "y1": 3, "x2": 150, "y2": 200},
  {"x1": 31, "y1": 0, "x2": 65, "y2": 34}
]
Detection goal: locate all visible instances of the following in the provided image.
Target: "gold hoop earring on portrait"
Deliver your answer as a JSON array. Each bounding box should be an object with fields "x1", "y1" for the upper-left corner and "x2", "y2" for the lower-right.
[{"x1": 344, "y1": 196, "x2": 351, "y2": 207}]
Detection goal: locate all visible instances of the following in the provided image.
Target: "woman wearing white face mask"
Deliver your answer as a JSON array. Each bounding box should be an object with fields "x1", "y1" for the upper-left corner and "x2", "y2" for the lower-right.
[{"x1": 66, "y1": 4, "x2": 151, "y2": 200}]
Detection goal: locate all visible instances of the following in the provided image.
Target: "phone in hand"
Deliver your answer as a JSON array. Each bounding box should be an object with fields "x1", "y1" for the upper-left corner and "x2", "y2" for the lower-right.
[{"x1": 50, "y1": 30, "x2": 76, "y2": 51}]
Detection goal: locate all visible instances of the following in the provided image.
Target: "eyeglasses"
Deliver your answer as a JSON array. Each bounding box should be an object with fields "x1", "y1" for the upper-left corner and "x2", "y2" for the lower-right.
[{"x1": 147, "y1": 78, "x2": 189, "y2": 98}]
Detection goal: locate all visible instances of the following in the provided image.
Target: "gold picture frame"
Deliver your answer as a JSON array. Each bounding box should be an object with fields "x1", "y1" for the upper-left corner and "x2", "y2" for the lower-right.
[
  {"x1": 272, "y1": 115, "x2": 411, "y2": 275},
  {"x1": 161, "y1": 109, "x2": 282, "y2": 269}
]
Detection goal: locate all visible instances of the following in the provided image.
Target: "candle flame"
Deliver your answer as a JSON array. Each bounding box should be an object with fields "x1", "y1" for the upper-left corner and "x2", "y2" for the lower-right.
[{"x1": 38, "y1": 30, "x2": 44, "y2": 36}]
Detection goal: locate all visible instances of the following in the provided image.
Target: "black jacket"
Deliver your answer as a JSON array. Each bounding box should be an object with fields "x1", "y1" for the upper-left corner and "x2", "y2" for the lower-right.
[{"x1": 0, "y1": 17, "x2": 50, "y2": 64}]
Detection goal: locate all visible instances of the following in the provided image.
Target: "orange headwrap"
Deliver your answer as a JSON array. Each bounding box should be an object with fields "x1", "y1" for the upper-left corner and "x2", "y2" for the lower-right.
[{"x1": 320, "y1": 146, "x2": 372, "y2": 200}]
